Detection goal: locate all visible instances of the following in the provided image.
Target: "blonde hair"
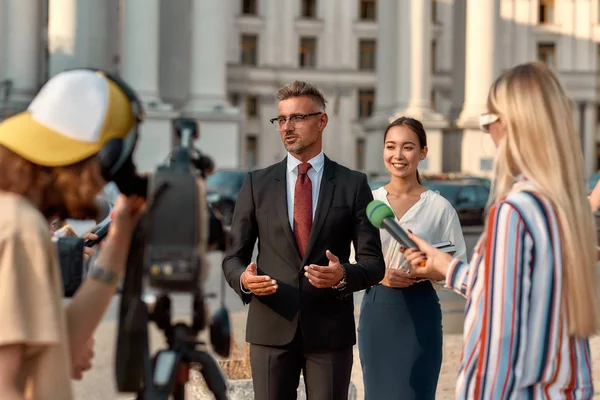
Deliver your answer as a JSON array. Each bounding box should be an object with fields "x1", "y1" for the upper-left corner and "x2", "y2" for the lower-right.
[{"x1": 487, "y1": 62, "x2": 599, "y2": 337}]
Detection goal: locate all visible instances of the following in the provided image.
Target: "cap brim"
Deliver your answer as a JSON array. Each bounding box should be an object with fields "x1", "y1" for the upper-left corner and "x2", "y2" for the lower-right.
[{"x1": 0, "y1": 112, "x2": 102, "y2": 167}]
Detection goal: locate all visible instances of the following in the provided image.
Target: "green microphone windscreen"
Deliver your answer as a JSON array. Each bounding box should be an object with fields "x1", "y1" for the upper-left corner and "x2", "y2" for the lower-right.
[{"x1": 366, "y1": 200, "x2": 395, "y2": 229}]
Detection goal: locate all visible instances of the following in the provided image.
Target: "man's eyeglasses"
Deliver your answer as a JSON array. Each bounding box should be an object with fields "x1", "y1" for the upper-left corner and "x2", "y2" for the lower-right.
[
  {"x1": 270, "y1": 112, "x2": 322, "y2": 129},
  {"x1": 479, "y1": 113, "x2": 500, "y2": 133}
]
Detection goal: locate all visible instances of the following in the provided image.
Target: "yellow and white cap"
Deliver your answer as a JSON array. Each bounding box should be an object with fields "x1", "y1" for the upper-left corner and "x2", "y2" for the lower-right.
[{"x1": 0, "y1": 69, "x2": 138, "y2": 167}]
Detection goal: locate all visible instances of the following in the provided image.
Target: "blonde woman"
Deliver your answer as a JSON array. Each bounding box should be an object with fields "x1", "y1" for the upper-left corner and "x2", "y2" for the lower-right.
[{"x1": 404, "y1": 62, "x2": 599, "y2": 399}]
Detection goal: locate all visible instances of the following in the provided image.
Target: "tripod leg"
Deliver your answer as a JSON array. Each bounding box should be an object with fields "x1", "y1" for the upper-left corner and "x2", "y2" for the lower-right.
[
  {"x1": 173, "y1": 383, "x2": 185, "y2": 400},
  {"x1": 187, "y1": 350, "x2": 228, "y2": 400}
]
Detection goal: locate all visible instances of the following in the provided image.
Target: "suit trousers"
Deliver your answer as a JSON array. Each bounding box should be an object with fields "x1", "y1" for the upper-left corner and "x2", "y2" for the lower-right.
[{"x1": 249, "y1": 327, "x2": 353, "y2": 400}]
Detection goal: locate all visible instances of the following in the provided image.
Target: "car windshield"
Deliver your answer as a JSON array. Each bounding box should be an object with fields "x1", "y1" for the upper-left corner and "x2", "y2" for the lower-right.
[{"x1": 206, "y1": 171, "x2": 246, "y2": 196}]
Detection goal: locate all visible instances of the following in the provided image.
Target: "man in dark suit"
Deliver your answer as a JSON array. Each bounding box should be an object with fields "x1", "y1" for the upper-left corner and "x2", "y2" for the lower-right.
[{"x1": 222, "y1": 80, "x2": 385, "y2": 399}]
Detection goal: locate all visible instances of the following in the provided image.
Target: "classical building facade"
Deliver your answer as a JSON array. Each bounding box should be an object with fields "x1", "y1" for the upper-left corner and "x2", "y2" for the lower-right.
[{"x1": 0, "y1": 0, "x2": 599, "y2": 177}]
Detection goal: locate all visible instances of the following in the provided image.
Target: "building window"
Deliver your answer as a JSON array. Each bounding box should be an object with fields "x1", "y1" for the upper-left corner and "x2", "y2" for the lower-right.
[
  {"x1": 431, "y1": 40, "x2": 437, "y2": 74},
  {"x1": 537, "y1": 42, "x2": 556, "y2": 69},
  {"x1": 299, "y1": 37, "x2": 317, "y2": 68},
  {"x1": 358, "y1": 39, "x2": 376, "y2": 70},
  {"x1": 246, "y1": 95, "x2": 258, "y2": 117},
  {"x1": 229, "y1": 93, "x2": 240, "y2": 106},
  {"x1": 359, "y1": 0, "x2": 376, "y2": 21},
  {"x1": 432, "y1": 0, "x2": 438, "y2": 23},
  {"x1": 356, "y1": 138, "x2": 366, "y2": 170},
  {"x1": 301, "y1": 0, "x2": 317, "y2": 18},
  {"x1": 358, "y1": 89, "x2": 375, "y2": 118},
  {"x1": 539, "y1": 0, "x2": 554, "y2": 24},
  {"x1": 245, "y1": 135, "x2": 258, "y2": 169},
  {"x1": 240, "y1": 34, "x2": 258, "y2": 66},
  {"x1": 242, "y1": 0, "x2": 257, "y2": 15},
  {"x1": 430, "y1": 90, "x2": 436, "y2": 109}
]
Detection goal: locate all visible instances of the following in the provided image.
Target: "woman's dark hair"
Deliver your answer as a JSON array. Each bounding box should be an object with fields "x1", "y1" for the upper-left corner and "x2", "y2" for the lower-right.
[{"x1": 383, "y1": 117, "x2": 428, "y2": 184}]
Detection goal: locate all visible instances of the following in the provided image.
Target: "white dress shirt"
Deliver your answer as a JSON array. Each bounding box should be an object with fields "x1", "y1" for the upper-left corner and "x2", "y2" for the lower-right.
[
  {"x1": 286, "y1": 151, "x2": 325, "y2": 230},
  {"x1": 349, "y1": 186, "x2": 467, "y2": 285},
  {"x1": 371, "y1": 187, "x2": 468, "y2": 268}
]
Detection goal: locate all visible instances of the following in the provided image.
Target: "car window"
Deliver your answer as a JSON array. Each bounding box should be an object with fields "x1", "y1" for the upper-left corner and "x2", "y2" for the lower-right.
[
  {"x1": 474, "y1": 185, "x2": 490, "y2": 204},
  {"x1": 424, "y1": 182, "x2": 460, "y2": 206},
  {"x1": 206, "y1": 171, "x2": 247, "y2": 196},
  {"x1": 457, "y1": 186, "x2": 477, "y2": 204}
]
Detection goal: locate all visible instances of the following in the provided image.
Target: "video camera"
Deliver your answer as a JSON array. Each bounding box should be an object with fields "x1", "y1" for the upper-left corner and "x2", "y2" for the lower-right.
[{"x1": 104, "y1": 118, "x2": 230, "y2": 399}]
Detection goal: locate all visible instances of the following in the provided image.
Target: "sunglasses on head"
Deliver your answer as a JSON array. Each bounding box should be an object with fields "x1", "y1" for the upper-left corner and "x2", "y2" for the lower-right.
[{"x1": 479, "y1": 113, "x2": 500, "y2": 133}]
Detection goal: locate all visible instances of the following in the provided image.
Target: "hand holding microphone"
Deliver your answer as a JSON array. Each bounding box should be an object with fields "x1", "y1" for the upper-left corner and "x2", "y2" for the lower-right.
[
  {"x1": 402, "y1": 233, "x2": 453, "y2": 278},
  {"x1": 366, "y1": 200, "x2": 454, "y2": 279}
]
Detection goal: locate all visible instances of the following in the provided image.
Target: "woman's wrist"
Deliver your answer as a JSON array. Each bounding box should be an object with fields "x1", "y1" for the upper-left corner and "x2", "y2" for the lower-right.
[{"x1": 434, "y1": 252, "x2": 454, "y2": 277}]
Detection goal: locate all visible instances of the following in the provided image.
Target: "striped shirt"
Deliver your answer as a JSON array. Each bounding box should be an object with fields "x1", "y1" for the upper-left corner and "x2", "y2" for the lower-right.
[{"x1": 445, "y1": 180, "x2": 594, "y2": 399}]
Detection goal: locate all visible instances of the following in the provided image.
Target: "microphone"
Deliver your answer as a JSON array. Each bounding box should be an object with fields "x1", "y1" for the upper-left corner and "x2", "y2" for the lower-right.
[{"x1": 366, "y1": 200, "x2": 419, "y2": 249}]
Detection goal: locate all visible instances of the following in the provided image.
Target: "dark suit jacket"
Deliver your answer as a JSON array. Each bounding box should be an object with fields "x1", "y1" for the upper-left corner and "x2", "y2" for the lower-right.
[{"x1": 222, "y1": 156, "x2": 385, "y2": 350}]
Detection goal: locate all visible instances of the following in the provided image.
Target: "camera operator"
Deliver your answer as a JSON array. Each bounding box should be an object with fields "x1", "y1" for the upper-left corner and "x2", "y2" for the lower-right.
[{"x1": 0, "y1": 70, "x2": 145, "y2": 400}]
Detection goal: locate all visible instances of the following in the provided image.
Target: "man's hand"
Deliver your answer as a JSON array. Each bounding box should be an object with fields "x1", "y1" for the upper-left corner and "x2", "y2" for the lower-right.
[
  {"x1": 241, "y1": 262, "x2": 278, "y2": 296},
  {"x1": 71, "y1": 337, "x2": 94, "y2": 380},
  {"x1": 380, "y1": 268, "x2": 415, "y2": 288},
  {"x1": 304, "y1": 250, "x2": 345, "y2": 289}
]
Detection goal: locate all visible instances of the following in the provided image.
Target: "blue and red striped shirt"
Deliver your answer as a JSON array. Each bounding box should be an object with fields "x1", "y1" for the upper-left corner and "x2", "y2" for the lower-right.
[{"x1": 446, "y1": 180, "x2": 594, "y2": 399}]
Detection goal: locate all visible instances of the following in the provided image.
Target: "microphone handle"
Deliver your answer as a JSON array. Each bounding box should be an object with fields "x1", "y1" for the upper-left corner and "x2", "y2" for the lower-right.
[{"x1": 381, "y1": 217, "x2": 418, "y2": 249}]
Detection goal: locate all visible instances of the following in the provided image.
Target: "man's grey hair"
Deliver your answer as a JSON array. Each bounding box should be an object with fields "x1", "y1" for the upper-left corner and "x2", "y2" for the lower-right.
[{"x1": 275, "y1": 80, "x2": 327, "y2": 111}]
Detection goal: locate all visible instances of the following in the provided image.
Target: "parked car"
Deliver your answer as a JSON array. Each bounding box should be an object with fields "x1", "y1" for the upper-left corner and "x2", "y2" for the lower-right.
[
  {"x1": 368, "y1": 178, "x2": 389, "y2": 190},
  {"x1": 205, "y1": 169, "x2": 249, "y2": 226},
  {"x1": 458, "y1": 176, "x2": 491, "y2": 191},
  {"x1": 423, "y1": 180, "x2": 490, "y2": 226},
  {"x1": 588, "y1": 171, "x2": 600, "y2": 194}
]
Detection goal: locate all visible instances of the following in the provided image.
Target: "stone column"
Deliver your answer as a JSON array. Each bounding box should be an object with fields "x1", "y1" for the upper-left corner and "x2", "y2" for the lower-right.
[
  {"x1": 395, "y1": 0, "x2": 411, "y2": 112},
  {"x1": 281, "y1": 0, "x2": 296, "y2": 67},
  {"x1": 449, "y1": 0, "x2": 467, "y2": 121},
  {"x1": 457, "y1": 0, "x2": 499, "y2": 176},
  {"x1": 372, "y1": 0, "x2": 397, "y2": 120},
  {"x1": 3, "y1": 0, "x2": 41, "y2": 107},
  {"x1": 403, "y1": 0, "x2": 444, "y2": 122},
  {"x1": 584, "y1": 102, "x2": 598, "y2": 177},
  {"x1": 48, "y1": 0, "x2": 112, "y2": 78},
  {"x1": 363, "y1": 0, "x2": 399, "y2": 175},
  {"x1": 258, "y1": 95, "x2": 281, "y2": 167},
  {"x1": 184, "y1": 0, "x2": 231, "y2": 113},
  {"x1": 572, "y1": 100, "x2": 582, "y2": 137},
  {"x1": 120, "y1": 0, "x2": 166, "y2": 108},
  {"x1": 263, "y1": 0, "x2": 280, "y2": 66},
  {"x1": 457, "y1": 0, "x2": 499, "y2": 128}
]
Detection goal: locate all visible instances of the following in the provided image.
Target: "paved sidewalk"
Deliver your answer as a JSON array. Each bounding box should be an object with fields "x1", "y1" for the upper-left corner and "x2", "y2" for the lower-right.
[{"x1": 73, "y1": 309, "x2": 600, "y2": 399}]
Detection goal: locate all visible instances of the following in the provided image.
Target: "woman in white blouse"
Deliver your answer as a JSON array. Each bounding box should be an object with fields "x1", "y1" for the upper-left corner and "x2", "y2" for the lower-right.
[{"x1": 357, "y1": 117, "x2": 467, "y2": 399}]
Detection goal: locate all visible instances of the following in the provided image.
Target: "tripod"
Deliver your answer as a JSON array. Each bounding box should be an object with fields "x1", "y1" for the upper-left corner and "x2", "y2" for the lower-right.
[{"x1": 134, "y1": 292, "x2": 229, "y2": 400}]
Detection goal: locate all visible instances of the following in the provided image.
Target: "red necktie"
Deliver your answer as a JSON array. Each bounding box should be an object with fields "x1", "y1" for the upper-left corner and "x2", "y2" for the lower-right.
[{"x1": 294, "y1": 163, "x2": 313, "y2": 258}]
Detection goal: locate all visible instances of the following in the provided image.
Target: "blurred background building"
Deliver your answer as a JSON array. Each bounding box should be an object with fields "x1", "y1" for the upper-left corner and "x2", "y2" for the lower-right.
[{"x1": 0, "y1": 0, "x2": 598, "y2": 178}]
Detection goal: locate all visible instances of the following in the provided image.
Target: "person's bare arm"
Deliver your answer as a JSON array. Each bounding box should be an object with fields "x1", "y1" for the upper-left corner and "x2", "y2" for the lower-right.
[
  {"x1": 0, "y1": 344, "x2": 25, "y2": 400},
  {"x1": 65, "y1": 195, "x2": 145, "y2": 362}
]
